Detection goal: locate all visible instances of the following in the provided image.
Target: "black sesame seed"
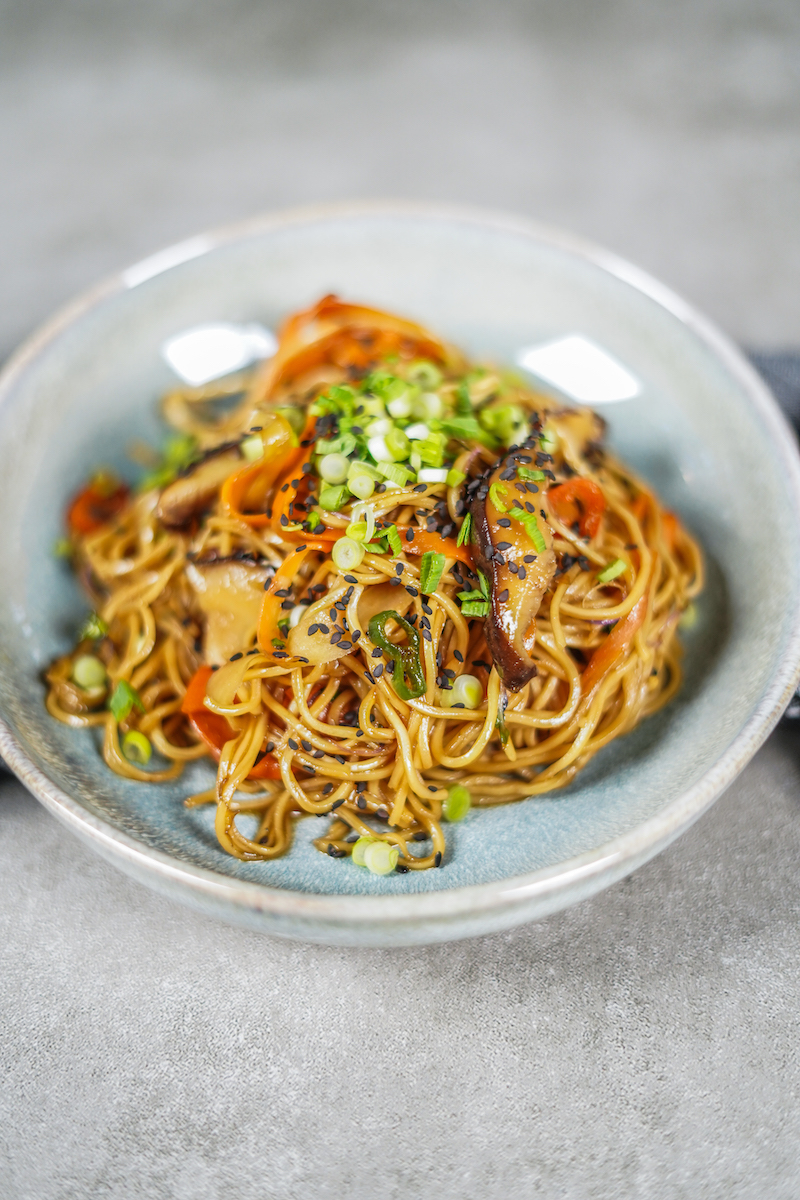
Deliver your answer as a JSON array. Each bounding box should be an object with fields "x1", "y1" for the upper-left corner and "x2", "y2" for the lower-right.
[
  {"x1": 395, "y1": 563, "x2": 404, "y2": 575},
  {"x1": 421, "y1": 628, "x2": 432, "y2": 641},
  {"x1": 406, "y1": 586, "x2": 419, "y2": 597},
  {"x1": 331, "y1": 798, "x2": 345, "y2": 811},
  {"x1": 454, "y1": 649, "x2": 464, "y2": 662},
  {"x1": 496, "y1": 541, "x2": 512, "y2": 551},
  {"x1": 229, "y1": 652, "x2": 243, "y2": 661},
  {"x1": 330, "y1": 632, "x2": 342, "y2": 644},
  {"x1": 322, "y1": 783, "x2": 334, "y2": 795},
  {"x1": 338, "y1": 640, "x2": 353, "y2": 651},
  {"x1": 413, "y1": 830, "x2": 428, "y2": 842},
  {"x1": 414, "y1": 483, "x2": 427, "y2": 493},
  {"x1": 318, "y1": 624, "x2": 330, "y2": 634},
  {"x1": 334, "y1": 754, "x2": 345, "y2": 764},
  {"x1": 523, "y1": 555, "x2": 535, "y2": 563},
  {"x1": 373, "y1": 664, "x2": 384, "y2": 678},
  {"x1": 309, "y1": 624, "x2": 320, "y2": 635},
  {"x1": 287, "y1": 738, "x2": 298, "y2": 750},
  {"x1": 497, "y1": 517, "x2": 511, "y2": 528},
  {"x1": 428, "y1": 785, "x2": 437, "y2": 793},
  {"x1": 357, "y1": 796, "x2": 367, "y2": 809},
  {"x1": 434, "y1": 851, "x2": 443, "y2": 867},
  {"x1": 313, "y1": 749, "x2": 324, "y2": 759},
  {"x1": 364, "y1": 671, "x2": 376, "y2": 684},
  {"x1": 301, "y1": 739, "x2": 313, "y2": 752},
  {"x1": 498, "y1": 588, "x2": 510, "y2": 603},
  {"x1": 395, "y1": 864, "x2": 410, "y2": 873},
  {"x1": 372, "y1": 647, "x2": 383, "y2": 658},
  {"x1": 405, "y1": 529, "x2": 415, "y2": 541},
  {"x1": 518, "y1": 566, "x2": 526, "y2": 579},
  {"x1": 356, "y1": 781, "x2": 367, "y2": 793}
]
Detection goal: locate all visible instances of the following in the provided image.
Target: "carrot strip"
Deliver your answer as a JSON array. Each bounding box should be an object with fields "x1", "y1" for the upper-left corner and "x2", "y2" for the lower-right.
[
  {"x1": 580, "y1": 595, "x2": 648, "y2": 696},
  {"x1": 399, "y1": 528, "x2": 474, "y2": 568},
  {"x1": 181, "y1": 665, "x2": 279, "y2": 779},
  {"x1": 220, "y1": 413, "x2": 301, "y2": 527}
]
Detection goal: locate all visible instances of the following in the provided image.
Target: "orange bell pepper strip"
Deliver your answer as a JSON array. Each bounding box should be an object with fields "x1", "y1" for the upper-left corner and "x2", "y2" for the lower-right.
[
  {"x1": 397, "y1": 527, "x2": 474, "y2": 569},
  {"x1": 220, "y1": 413, "x2": 302, "y2": 528},
  {"x1": 661, "y1": 511, "x2": 679, "y2": 551},
  {"x1": 548, "y1": 478, "x2": 606, "y2": 539},
  {"x1": 181, "y1": 665, "x2": 280, "y2": 779},
  {"x1": 257, "y1": 547, "x2": 313, "y2": 653},
  {"x1": 580, "y1": 594, "x2": 648, "y2": 697},
  {"x1": 67, "y1": 477, "x2": 129, "y2": 536}
]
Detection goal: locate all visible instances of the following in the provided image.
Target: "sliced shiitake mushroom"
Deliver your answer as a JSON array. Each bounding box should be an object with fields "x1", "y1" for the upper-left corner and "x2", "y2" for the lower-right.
[
  {"x1": 186, "y1": 556, "x2": 271, "y2": 665},
  {"x1": 468, "y1": 450, "x2": 557, "y2": 692},
  {"x1": 156, "y1": 444, "x2": 241, "y2": 528}
]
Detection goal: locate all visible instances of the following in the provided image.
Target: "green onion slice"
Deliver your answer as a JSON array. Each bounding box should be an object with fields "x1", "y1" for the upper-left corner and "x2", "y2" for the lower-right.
[
  {"x1": 456, "y1": 512, "x2": 472, "y2": 547},
  {"x1": 108, "y1": 679, "x2": 145, "y2": 723},
  {"x1": 597, "y1": 558, "x2": 626, "y2": 584},
  {"x1": 419, "y1": 551, "x2": 446, "y2": 594}
]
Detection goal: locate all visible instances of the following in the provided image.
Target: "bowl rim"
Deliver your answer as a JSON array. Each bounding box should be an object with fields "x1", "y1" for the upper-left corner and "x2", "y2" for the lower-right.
[{"x1": 2, "y1": 198, "x2": 800, "y2": 931}]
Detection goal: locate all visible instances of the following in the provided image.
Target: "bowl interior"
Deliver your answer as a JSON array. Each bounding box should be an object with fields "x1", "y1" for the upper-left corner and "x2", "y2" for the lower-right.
[{"x1": 0, "y1": 208, "x2": 797, "y2": 898}]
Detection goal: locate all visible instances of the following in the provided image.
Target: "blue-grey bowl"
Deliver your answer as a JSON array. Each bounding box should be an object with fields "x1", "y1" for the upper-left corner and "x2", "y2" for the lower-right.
[{"x1": 2, "y1": 203, "x2": 799, "y2": 945}]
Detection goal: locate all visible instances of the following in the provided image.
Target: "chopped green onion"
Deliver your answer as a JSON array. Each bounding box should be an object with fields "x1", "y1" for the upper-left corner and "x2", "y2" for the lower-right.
[
  {"x1": 488, "y1": 482, "x2": 509, "y2": 513},
  {"x1": 275, "y1": 405, "x2": 306, "y2": 436},
  {"x1": 405, "y1": 422, "x2": 430, "y2": 441},
  {"x1": 367, "y1": 434, "x2": 393, "y2": 463},
  {"x1": 412, "y1": 391, "x2": 444, "y2": 421},
  {"x1": 407, "y1": 360, "x2": 442, "y2": 389},
  {"x1": 318, "y1": 452, "x2": 351, "y2": 484},
  {"x1": 509, "y1": 508, "x2": 546, "y2": 553},
  {"x1": 417, "y1": 468, "x2": 448, "y2": 484},
  {"x1": 53, "y1": 537, "x2": 73, "y2": 559},
  {"x1": 271, "y1": 638, "x2": 286, "y2": 649},
  {"x1": 288, "y1": 604, "x2": 307, "y2": 629},
  {"x1": 455, "y1": 381, "x2": 472, "y2": 415},
  {"x1": 108, "y1": 679, "x2": 145, "y2": 722},
  {"x1": 441, "y1": 675, "x2": 483, "y2": 709},
  {"x1": 479, "y1": 404, "x2": 528, "y2": 447},
  {"x1": 384, "y1": 524, "x2": 402, "y2": 555},
  {"x1": 363, "y1": 840, "x2": 400, "y2": 875},
  {"x1": 456, "y1": 512, "x2": 473, "y2": 547},
  {"x1": 597, "y1": 558, "x2": 626, "y2": 584},
  {"x1": 318, "y1": 484, "x2": 350, "y2": 511},
  {"x1": 366, "y1": 416, "x2": 393, "y2": 437},
  {"x1": 348, "y1": 473, "x2": 375, "y2": 501},
  {"x1": 477, "y1": 569, "x2": 490, "y2": 598},
  {"x1": 385, "y1": 426, "x2": 411, "y2": 461},
  {"x1": 332, "y1": 537, "x2": 366, "y2": 572},
  {"x1": 78, "y1": 612, "x2": 108, "y2": 641},
  {"x1": 447, "y1": 469, "x2": 467, "y2": 488},
  {"x1": 387, "y1": 393, "x2": 413, "y2": 419},
  {"x1": 443, "y1": 784, "x2": 471, "y2": 822},
  {"x1": 439, "y1": 415, "x2": 499, "y2": 449},
  {"x1": 239, "y1": 434, "x2": 264, "y2": 462},
  {"x1": 460, "y1": 600, "x2": 490, "y2": 617},
  {"x1": 351, "y1": 836, "x2": 376, "y2": 867},
  {"x1": 416, "y1": 432, "x2": 447, "y2": 468},
  {"x1": 316, "y1": 432, "x2": 357, "y2": 457},
  {"x1": 368, "y1": 610, "x2": 426, "y2": 701},
  {"x1": 679, "y1": 602, "x2": 698, "y2": 630},
  {"x1": 122, "y1": 731, "x2": 152, "y2": 765},
  {"x1": 517, "y1": 465, "x2": 546, "y2": 482},
  {"x1": 419, "y1": 551, "x2": 446, "y2": 594},
  {"x1": 376, "y1": 461, "x2": 415, "y2": 487},
  {"x1": 346, "y1": 521, "x2": 368, "y2": 542},
  {"x1": 72, "y1": 655, "x2": 107, "y2": 690}
]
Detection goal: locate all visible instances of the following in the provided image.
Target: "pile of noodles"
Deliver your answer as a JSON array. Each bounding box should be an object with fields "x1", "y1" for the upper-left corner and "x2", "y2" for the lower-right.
[{"x1": 46, "y1": 297, "x2": 703, "y2": 871}]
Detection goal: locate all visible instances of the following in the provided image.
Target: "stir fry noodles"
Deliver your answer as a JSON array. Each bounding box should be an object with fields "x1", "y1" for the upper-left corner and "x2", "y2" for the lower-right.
[{"x1": 47, "y1": 297, "x2": 703, "y2": 874}]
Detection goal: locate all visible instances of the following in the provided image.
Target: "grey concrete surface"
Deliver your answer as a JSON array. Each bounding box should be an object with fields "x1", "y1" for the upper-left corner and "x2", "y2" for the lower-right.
[{"x1": 1, "y1": 1, "x2": 800, "y2": 1196}]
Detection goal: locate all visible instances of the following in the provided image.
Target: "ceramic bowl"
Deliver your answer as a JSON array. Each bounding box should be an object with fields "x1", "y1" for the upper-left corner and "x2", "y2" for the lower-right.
[{"x1": 1, "y1": 203, "x2": 799, "y2": 946}]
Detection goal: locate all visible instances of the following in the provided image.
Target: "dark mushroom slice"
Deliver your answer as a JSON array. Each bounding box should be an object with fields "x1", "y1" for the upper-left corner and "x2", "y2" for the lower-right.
[
  {"x1": 185, "y1": 556, "x2": 271, "y2": 665},
  {"x1": 469, "y1": 453, "x2": 557, "y2": 692},
  {"x1": 156, "y1": 443, "x2": 241, "y2": 529}
]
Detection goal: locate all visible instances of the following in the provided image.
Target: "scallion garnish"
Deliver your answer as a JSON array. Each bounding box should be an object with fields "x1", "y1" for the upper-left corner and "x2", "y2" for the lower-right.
[
  {"x1": 78, "y1": 612, "x2": 109, "y2": 641},
  {"x1": 384, "y1": 524, "x2": 402, "y2": 555},
  {"x1": 456, "y1": 512, "x2": 472, "y2": 547},
  {"x1": 597, "y1": 558, "x2": 626, "y2": 583},
  {"x1": 517, "y1": 465, "x2": 546, "y2": 482},
  {"x1": 419, "y1": 551, "x2": 446, "y2": 594},
  {"x1": 108, "y1": 679, "x2": 145, "y2": 723}
]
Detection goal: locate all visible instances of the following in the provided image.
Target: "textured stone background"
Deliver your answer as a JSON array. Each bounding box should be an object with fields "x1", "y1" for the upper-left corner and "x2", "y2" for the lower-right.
[{"x1": 1, "y1": 1, "x2": 799, "y2": 1196}]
